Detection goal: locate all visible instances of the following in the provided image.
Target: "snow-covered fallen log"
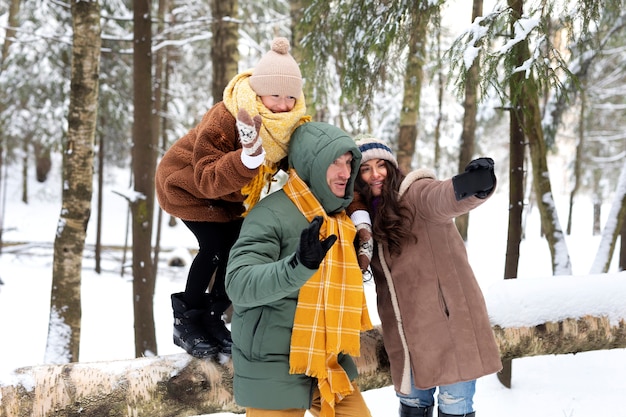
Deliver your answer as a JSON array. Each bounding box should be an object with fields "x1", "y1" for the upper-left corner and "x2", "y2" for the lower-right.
[
  {"x1": 485, "y1": 272, "x2": 626, "y2": 360},
  {"x1": 1, "y1": 274, "x2": 625, "y2": 417}
]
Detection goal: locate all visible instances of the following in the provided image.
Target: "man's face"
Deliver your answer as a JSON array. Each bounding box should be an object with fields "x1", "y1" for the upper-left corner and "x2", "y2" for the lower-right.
[{"x1": 326, "y1": 151, "x2": 353, "y2": 198}]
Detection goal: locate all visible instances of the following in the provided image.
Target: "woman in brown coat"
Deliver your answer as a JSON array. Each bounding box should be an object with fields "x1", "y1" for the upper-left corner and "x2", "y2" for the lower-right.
[
  {"x1": 353, "y1": 136, "x2": 502, "y2": 417},
  {"x1": 155, "y1": 37, "x2": 309, "y2": 358}
]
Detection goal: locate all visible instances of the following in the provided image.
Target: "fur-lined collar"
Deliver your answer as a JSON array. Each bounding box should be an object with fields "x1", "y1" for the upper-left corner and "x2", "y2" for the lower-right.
[{"x1": 398, "y1": 168, "x2": 437, "y2": 198}]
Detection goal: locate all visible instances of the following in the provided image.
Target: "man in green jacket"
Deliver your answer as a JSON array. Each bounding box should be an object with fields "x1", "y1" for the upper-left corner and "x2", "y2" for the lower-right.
[{"x1": 226, "y1": 122, "x2": 373, "y2": 417}]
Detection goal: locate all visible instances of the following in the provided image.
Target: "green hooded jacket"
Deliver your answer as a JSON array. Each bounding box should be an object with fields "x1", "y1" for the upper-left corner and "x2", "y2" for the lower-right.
[{"x1": 225, "y1": 122, "x2": 362, "y2": 410}]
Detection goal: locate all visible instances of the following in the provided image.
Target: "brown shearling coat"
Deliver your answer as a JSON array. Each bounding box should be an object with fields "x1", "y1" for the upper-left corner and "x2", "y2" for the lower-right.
[
  {"x1": 370, "y1": 168, "x2": 502, "y2": 393},
  {"x1": 155, "y1": 102, "x2": 259, "y2": 222}
]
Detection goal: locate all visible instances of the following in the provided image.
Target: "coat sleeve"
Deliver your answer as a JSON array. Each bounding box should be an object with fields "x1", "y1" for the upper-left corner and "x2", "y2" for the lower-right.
[
  {"x1": 191, "y1": 104, "x2": 260, "y2": 200},
  {"x1": 225, "y1": 205, "x2": 314, "y2": 308},
  {"x1": 346, "y1": 191, "x2": 367, "y2": 216},
  {"x1": 405, "y1": 177, "x2": 494, "y2": 224}
]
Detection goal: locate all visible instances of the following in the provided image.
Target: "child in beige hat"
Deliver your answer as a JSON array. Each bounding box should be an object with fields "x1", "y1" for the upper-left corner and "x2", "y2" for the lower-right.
[{"x1": 155, "y1": 37, "x2": 311, "y2": 359}]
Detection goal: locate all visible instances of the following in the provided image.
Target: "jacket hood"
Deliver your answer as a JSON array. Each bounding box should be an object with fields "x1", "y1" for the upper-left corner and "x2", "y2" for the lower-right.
[{"x1": 288, "y1": 122, "x2": 361, "y2": 214}]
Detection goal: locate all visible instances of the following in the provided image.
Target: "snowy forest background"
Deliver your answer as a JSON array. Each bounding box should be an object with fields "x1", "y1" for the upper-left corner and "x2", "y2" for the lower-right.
[{"x1": 1, "y1": 0, "x2": 626, "y2": 413}]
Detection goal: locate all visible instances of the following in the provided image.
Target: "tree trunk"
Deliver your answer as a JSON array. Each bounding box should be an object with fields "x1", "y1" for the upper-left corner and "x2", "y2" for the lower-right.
[
  {"x1": 592, "y1": 189, "x2": 601, "y2": 235},
  {"x1": 499, "y1": 0, "x2": 525, "y2": 389},
  {"x1": 46, "y1": 0, "x2": 101, "y2": 364},
  {"x1": 291, "y1": 0, "x2": 319, "y2": 120},
  {"x1": 95, "y1": 120, "x2": 104, "y2": 274},
  {"x1": 210, "y1": 0, "x2": 239, "y2": 103},
  {"x1": 152, "y1": 0, "x2": 169, "y2": 278},
  {"x1": 566, "y1": 87, "x2": 585, "y2": 235},
  {"x1": 0, "y1": 0, "x2": 20, "y2": 66},
  {"x1": 0, "y1": 0, "x2": 21, "y2": 253},
  {"x1": 433, "y1": 18, "x2": 443, "y2": 173},
  {"x1": 455, "y1": 0, "x2": 482, "y2": 241},
  {"x1": 618, "y1": 221, "x2": 626, "y2": 272},
  {"x1": 397, "y1": 6, "x2": 429, "y2": 173},
  {"x1": 493, "y1": 315, "x2": 626, "y2": 361},
  {"x1": 2, "y1": 317, "x2": 625, "y2": 417},
  {"x1": 34, "y1": 142, "x2": 52, "y2": 183},
  {"x1": 519, "y1": 47, "x2": 572, "y2": 275},
  {"x1": 132, "y1": 0, "x2": 158, "y2": 358},
  {"x1": 0, "y1": 143, "x2": 4, "y2": 253},
  {"x1": 504, "y1": 93, "x2": 525, "y2": 282},
  {"x1": 20, "y1": 135, "x2": 28, "y2": 203},
  {"x1": 589, "y1": 157, "x2": 626, "y2": 274}
]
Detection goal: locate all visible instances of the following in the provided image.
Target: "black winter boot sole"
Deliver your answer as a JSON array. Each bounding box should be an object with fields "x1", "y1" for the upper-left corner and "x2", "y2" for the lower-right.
[{"x1": 173, "y1": 334, "x2": 220, "y2": 359}]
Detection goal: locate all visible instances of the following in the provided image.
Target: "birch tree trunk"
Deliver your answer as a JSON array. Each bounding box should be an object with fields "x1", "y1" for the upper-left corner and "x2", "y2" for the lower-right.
[
  {"x1": 0, "y1": 0, "x2": 20, "y2": 65},
  {"x1": 0, "y1": 0, "x2": 21, "y2": 252},
  {"x1": 46, "y1": 0, "x2": 101, "y2": 364},
  {"x1": 589, "y1": 157, "x2": 626, "y2": 274}
]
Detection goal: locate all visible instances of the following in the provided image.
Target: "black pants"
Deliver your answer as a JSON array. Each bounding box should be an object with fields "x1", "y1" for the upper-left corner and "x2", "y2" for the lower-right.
[{"x1": 181, "y1": 219, "x2": 243, "y2": 311}]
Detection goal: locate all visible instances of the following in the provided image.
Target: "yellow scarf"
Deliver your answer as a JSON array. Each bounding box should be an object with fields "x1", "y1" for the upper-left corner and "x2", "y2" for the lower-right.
[
  {"x1": 284, "y1": 169, "x2": 373, "y2": 417},
  {"x1": 223, "y1": 70, "x2": 311, "y2": 211}
]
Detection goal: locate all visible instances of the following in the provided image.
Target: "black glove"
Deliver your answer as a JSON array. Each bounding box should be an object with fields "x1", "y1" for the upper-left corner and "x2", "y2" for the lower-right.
[
  {"x1": 452, "y1": 157, "x2": 496, "y2": 200},
  {"x1": 465, "y1": 157, "x2": 494, "y2": 172},
  {"x1": 295, "y1": 216, "x2": 337, "y2": 269}
]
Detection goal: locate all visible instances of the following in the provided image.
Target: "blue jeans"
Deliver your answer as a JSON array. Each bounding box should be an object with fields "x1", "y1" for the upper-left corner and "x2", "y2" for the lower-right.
[{"x1": 397, "y1": 375, "x2": 476, "y2": 415}]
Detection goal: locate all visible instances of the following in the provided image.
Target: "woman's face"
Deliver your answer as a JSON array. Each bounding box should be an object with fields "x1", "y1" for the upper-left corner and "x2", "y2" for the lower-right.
[
  {"x1": 359, "y1": 158, "x2": 387, "y2": 197},
  {"x1": 260, "y1": 95, "x2": 297, "y2": 113}
]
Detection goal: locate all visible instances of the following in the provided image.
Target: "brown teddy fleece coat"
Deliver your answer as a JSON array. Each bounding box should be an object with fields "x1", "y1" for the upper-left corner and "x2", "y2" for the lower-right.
[
  {"x1": 155, "y1": 102, "x2": 260, "y2": 222},
  {"x1": 370, "y1": 168, "x2": 502, "y2": 393}
]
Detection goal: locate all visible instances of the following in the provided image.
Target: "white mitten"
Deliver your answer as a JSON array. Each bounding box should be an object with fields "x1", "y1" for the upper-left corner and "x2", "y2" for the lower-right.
[
  {"x1": 236, "y1": 109, "x2": 263, "y2": 157},
  {"x1": 356, "y1": 223, "x2": 373, "y2": 273}
]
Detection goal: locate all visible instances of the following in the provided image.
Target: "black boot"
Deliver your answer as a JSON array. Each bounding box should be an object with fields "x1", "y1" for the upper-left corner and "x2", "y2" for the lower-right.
[
  {"x1": 171, "y1": 292, "x2": 220, "y2": 358},
  {"x1": 400, "y1": 403, "x2": 434, "y2": 417},
  {"x1": 203, "y1": 300, "x2": 233, "y2": 355},
  {"x1": 438, "y1": 410, "x2": 475, "y2": 417}
]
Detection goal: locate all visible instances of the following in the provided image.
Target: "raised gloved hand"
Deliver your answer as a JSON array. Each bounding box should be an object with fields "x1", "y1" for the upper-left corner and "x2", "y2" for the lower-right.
[
  {"x1": 296, "y1": 216, "x2": 337, "y2": 269},
  {"x1": 465, "y1": 157, "x2": 494, "y2": 173},
  {"x1": 452, "y1": 157, "x2": 496, "y2": 200},
  {"x1": 236, "y1": 108, "x2": 263, "y2": 157},
  {"x1": 355, "y1": 223, "x2": 373, "y2": 272},
  {"x1": 467, "y1": 157, "x2": 496, "y2": 198}
]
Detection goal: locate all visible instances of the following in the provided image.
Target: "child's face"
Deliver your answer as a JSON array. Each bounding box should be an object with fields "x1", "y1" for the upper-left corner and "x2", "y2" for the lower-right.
[{"x1": 260, "y1": 95, "x2": 297, "y2": 113}]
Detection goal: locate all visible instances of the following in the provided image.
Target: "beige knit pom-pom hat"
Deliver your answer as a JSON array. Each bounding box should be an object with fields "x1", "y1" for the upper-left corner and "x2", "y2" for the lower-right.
[{"x1": 249, "y1": 37, "x2": 303, "y2": 98}]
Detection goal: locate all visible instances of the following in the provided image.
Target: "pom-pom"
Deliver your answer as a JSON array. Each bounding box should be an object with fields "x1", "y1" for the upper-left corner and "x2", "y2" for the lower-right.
[{"x1": 271, "y1": 37, "x2": 290, "y2": 55}]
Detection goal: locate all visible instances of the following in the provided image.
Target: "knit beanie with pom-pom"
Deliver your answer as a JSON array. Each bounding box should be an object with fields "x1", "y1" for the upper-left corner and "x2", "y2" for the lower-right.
[
  {"x1": 249, "y1": 37, "x2": 303, "y2": 98},
  {"x1": 354, "y1": 134, "x2": 398, "y2": 168}
]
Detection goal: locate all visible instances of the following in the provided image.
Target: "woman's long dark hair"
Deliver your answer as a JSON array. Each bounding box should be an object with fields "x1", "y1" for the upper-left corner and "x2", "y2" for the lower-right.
[{"x1": 355, "y1": 160, "x2": 413, "y2": 256}]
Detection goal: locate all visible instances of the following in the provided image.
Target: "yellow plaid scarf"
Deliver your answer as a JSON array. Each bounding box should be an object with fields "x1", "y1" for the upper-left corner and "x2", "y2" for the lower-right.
[
  {"x1": 284, "y1": 169, "x2": 373, "y2": 417},
  {"x1": 223, "y1": 71, "x2": 311, "y2": 211}
]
